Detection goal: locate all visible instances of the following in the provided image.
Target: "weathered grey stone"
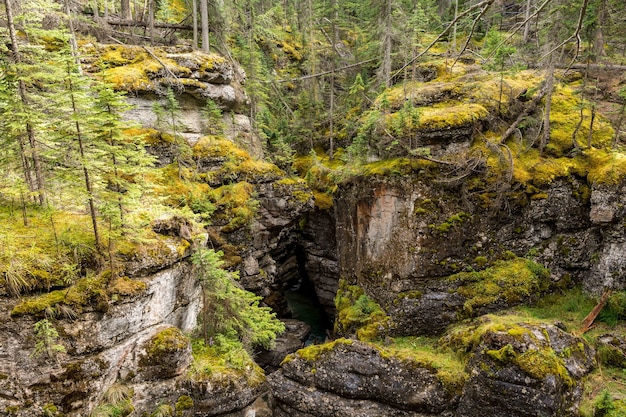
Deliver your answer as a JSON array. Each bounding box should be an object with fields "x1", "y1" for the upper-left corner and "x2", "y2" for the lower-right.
[
  {"x1": 456, "y1": 323, "x2": 595, "y2": 417},
  {"x1": 269, "y1": 340, "x2": 459, "y2": 416},
  {"x1": 255, "y1": 319, "x2": 311, "y2": 373}
]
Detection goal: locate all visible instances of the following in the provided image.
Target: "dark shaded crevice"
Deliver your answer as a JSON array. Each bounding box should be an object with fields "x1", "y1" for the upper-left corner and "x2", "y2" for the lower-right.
[{"x1": 284, "y1": 245, "x2": 333, "y2": 344}]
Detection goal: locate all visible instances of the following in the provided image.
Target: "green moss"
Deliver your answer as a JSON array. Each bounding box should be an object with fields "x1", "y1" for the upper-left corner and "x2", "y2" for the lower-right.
[
  {"x1": 377, "y1": 336, "x2": 468, "y2": 394},
  {"x1": 208, "y1": 182, "x2": 257, "y2": 233},
  {"x1": 361, "y1": 158, "x2": 413, "y2": 176},
  {"x1": 486, "y1": 343, "x2": 516, "y2": 363},
  {"x1": 108, "y1": 276, "x2": 147, "y2": 297},
  {"x1": 334, "y1": 279, "x2": 389, "y2": 341},
  {"x1": 313, "y1": 190, "x2": 333, "y2": 210},
  {"x1": 418, "y1": 102, "x2": 489, "y2": 131},
  {"x1": 517, "y1": 347, "x2": 574, "y2": 386},
  {"x1": 448, "y1": 256, "x2": 550, "y2": 317},
  {"x1": 586, "y1": 148, "x2": 626, "y2": 185},
  {"x1": 42, "y1": 403, "x2": 60, "y2": 417},
  {"x1": 189, "y1": 337, "x2": 265, "y2": 387},
  {"x1": 547, "y1": 85, "x2": 614, "y2": 155},
  {"x1": 145, "y1": 327, "x2": 189, "y2": 360},
  {"x1": 193, "y1": 136, "x2": 282, "y2": 181},
  {"x1": 431, "y1": 212, "x2": 471, "y2": 235},
  {"x1": 175, "y1": 396, "x2": 193, "y2": 415},
  {"x1": 5, "y1": 406, "x2": 19, "y2": 415},
  {"x1": 11, "y1": 290, "x2": 66, "y2": 317},
  {"x1": 474, "y1": 256, "x2": 489, "y2": 267},
  {"x1": 289, "y1": 338, "x2": 354, "y2": 363}
]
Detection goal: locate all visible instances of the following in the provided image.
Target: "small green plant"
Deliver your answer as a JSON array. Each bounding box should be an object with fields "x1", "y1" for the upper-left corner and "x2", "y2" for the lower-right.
[
  {"x1": 31, "y1": 319, "x2": 65, "y2": 359},
  {"x1": 90, "y1": 384, "x2": 134, "y2": 417},
  {"x1": 151, "y1": 404, "x2": 173, "y2": 417},
  {"x1": 598, "y1": 291, "x2": 626, "y2": 326},
  {"x1": 593, "y1": 390, "x2": 616, "y2": 417}
]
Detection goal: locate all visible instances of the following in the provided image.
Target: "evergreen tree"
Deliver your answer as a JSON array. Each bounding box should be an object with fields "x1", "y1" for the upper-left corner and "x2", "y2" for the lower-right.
[
  {"x1": 191, "y1": 248, "x2": 284, "y2": 350},
  {"x1": 153, "y1": 87, "x2": 190, "y2": 178}
]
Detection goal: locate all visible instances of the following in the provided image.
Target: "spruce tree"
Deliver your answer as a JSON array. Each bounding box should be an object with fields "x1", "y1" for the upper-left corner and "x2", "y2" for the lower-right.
[{"x1": 191, "y1": 248, "x2": 284, "y2": 350}]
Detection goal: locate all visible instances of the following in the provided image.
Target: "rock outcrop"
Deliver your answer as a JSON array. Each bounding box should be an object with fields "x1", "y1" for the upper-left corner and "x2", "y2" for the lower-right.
[
  {"x1": 455, "y1": 323, "x2": 595, "y2": 417},
  {"x1": 269, "y1": 323, "x2": 595, "y2": 417},
  {"x1": 333, "y1": 174, "x2": 624, "y2": 336},
  {"x1": 270, "y1": 339, "x2": 459, "y2": 417}
]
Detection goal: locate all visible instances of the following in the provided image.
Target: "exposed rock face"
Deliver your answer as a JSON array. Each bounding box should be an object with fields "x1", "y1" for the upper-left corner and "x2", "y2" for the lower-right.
[
  {"x1": 0, "y1": 257, "x2": 268, "y2": 417},
  {"x1": 456, "y1": 324, "x2": 595, "y2": 417},
  {"x1": 269, "y1": 325, "x2": 595, "y2": 417},
  {"x1": 333, "y1": 175, "x2": 624, "y2": 335},
  {"x1": 0, "y1": 261, "x2": 202, "y2": 416},
  {"x1": 255, "y1": 319, "x2": 311, "y2": 373},
  {"x1": 299, "y1": 208, "x2": 340, "y2": 318},
  {"x1": 269, "y1": 339, "x2": 459, "y2": 417},
  {"x1": 234, "y1": 181, "x2": 314, "y2": 316}
]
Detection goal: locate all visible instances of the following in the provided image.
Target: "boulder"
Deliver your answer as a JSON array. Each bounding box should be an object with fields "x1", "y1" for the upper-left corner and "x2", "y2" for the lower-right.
[
  {"x1": 456, "y1": 323, "x2": 595, "y2": 417},
  {"x1": 269, "y1": 339, "x2": 460, "y2": 416}
]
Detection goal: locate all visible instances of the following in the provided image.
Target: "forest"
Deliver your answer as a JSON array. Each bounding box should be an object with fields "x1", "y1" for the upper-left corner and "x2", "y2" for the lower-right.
[{"x1": 1, "y1": 0, "x2": 626, "y2": 416}]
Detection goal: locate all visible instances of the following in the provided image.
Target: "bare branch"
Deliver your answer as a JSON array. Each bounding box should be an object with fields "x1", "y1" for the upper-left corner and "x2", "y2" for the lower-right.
[
  {"x1": 392, "y1": 0, "x2": 496, "y2": 80},
  {"x1": 539, "y1": 0, "x2": 590, "y2": 65},
  {"x1": 482, "y1": 0, "x2": 552, "y2": 63},
  {"x1": 451, "y1": 3, "x2": 491, "y2": 68},
  {"x1": 500, "y1": 82, "x2": 547, "y2": 144}
]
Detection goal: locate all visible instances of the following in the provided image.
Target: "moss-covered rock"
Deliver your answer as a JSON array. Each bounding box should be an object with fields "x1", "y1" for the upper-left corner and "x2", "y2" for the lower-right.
[
  {"x1": 455, "y1": 321, "x2": 595, "y2": 417},
  {"x1": 138, "y1": 326, "x2": 191, "y2": 380},
  {"x1": 271, "y1": 338, "x2": 461, "y2": 416},
  {"x1": 84, "y1": 45, "x2": 245, "y2": 109}
]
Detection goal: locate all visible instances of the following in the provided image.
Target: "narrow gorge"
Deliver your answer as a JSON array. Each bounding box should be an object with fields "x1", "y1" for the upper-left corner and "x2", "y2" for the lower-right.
[{"x1": 2, "y1": 2, "x2": 626, "y2": 416}]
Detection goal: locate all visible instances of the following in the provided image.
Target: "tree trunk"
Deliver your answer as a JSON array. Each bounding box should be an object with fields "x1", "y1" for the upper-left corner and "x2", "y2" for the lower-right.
[
  {"x1": 67, "y1": 69, "x2": 102, "y2": 251},
  {"x1": 121, "y1": 0, "x2": 131, "y2": 20},
  {"x1": 593, "y1": 0, "x2": 606, "y2": 58},
  {"x1": 192, "y1": 0, "x2": 198, "y2": 49},
  {"x1": 381, "y1": 0, "x2": 392, "y2": 87},
  {"x1": 452, "y1": 0, "x2": 458, "y2": 51},
  {"x1": 540, "y1": 59, "x2": 555, "y2": 155},
  {"x1": 200, "y1": 0, "x2": 210, "y2": 52},
  {"x1": 4, "y1": 0, "x2": 46, "y2": 205},
  {"x1": 523, "y1": 0, "x2": 532, "y2": 42},
  {"x1": 148, "y1": 0, "x2": 154, "y2": 45}
]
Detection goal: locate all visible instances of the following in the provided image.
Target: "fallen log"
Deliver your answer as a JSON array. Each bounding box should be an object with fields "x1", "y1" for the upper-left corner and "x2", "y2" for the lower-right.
[
  {"x1": 578, "y1": 289, "x2": 612, "y2": 335},
  {"x1": 105, "y1": 19, "x2": 192, "y2": 31},
  {"x1": 500, "y1": 83, "x2": 547, "y2": 144}
]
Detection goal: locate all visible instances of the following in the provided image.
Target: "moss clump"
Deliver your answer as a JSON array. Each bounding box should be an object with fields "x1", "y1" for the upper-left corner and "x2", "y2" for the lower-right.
[
  {"x1": 11, "y1": 273, "x2": 110, "y2": 317},
  {"x1": 546, "y1": 85, "x2": 614, "y2": 156},
  {"x1": 193, "y1": 136, "x2": 282, "y2": 182},
  {"x1": 486, "y1": 340, "x2": 574, "y2": 386},
  {"x1": 586, "y1": 148, "x2": 626, "y2": 185},
  {"x1": 376, "y1": 336, "x2": 468, "y2": 394},
  {"x1": 293, "y1": 149, "x2": 342, "y2": 200},
  {"x1": 42, "y1": 403, "x2": 60, "y2": 417},
  {"x1": 93, "y1": 45, "x2": 229, "y2": 93},
  {"x1": 189, "y1": 338, "x2": 265, "y2": 388},
  {"x1": 334, "y1": 280, "x2": 389, "y2": 341},
  {"x1": 175, "y1": 396, "x2": 193, "y2": 415},
  {"x1": 430, "y1": 212, "x2": 471, "y2": 235},
  {"x1": 448, "y1": 256, "x2": 550, "y2": 316},
  {"x1": 208, "y1": 182, "x2": 257, "y2": 233},
  {"x1": 288, "y1": 338, "x2": 354, "y2": 363},
  {"x1": 12, "y1": 270, "x2": 152, "y2": 317},
  {"x1": 108, "y1": 276, "x2": 147, "y2": 298},
  {"x1": 145, "y1": 327, "x2": 189, "y2": 360},
  {"x1": 418, "y1": 102, "x2": 489, "y2": 131},
  {"x1": 10, "y1": 290, "x2": 66, "y2": 317},
  {"x1": 313, "y1": 190, "x2": 333, "y2": 210}
]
